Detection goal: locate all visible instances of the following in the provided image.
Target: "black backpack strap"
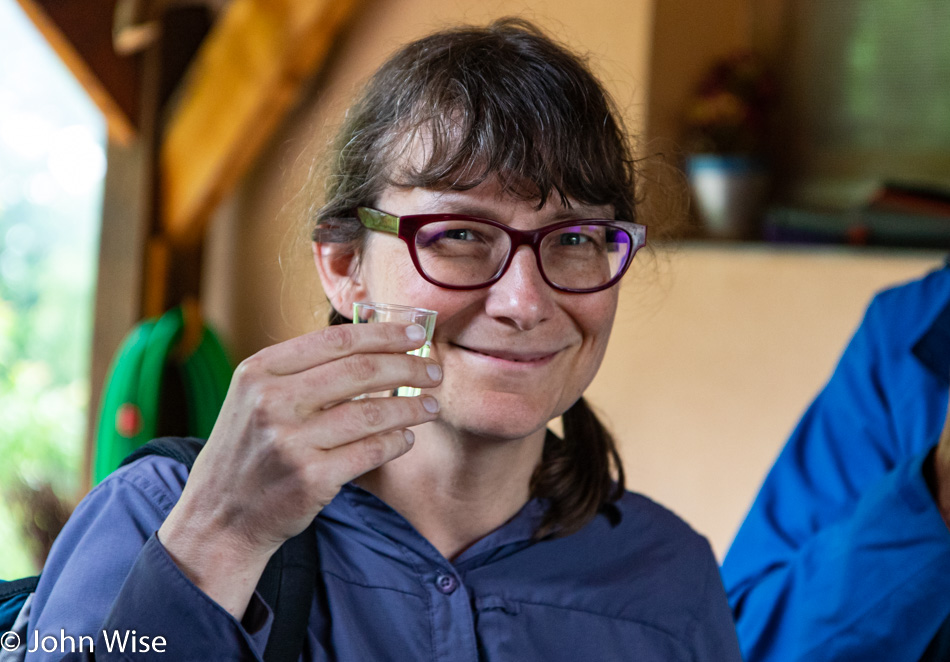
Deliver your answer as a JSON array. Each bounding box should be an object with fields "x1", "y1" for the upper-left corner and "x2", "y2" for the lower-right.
[
  {"x1": 118, "y1": 436, "x2": 317, "y2": 662},
  {"x1": 259, "y1": 520, "x2": 319, "y2": 662},
  {"x1": 0, "y1": 576, "x2": 40, "y2": 601},
  {"x1": 119, "y1": 436, "x2": 206, "y2": 471}
]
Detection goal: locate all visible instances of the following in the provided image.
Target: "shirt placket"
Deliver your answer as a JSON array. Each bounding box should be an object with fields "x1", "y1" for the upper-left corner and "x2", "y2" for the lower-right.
[{"x1": 426, "y1": 565, "x2": 479, "y2": 662}]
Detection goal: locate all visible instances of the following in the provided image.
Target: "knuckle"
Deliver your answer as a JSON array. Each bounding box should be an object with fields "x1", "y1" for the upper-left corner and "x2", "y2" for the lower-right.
[
  {"x1": 233, "y1": 355, "x2": 262, "y2": 385},
  {"x1": 248, "y1": 384, "x2": 284, "y2": 429},
  {"x1": 360, "y1": 436, "x2": 388, "y2": 468},
  {"x1": 293, "y1": 400, "x2": 314, "y2": 420},
  {"x1": 248, "y1": 404, "x2": 273, "y2": 434},
  {"x1": 357, "y1": 397, "x2": 385, "y2": 428},
  {"x1": 252, "y1": 383, "x2": 280, "y2": 410},
  {"x1": 322, "y1": 324, "x2": 353, "y2": 353},
  {"x1": 347, "y1": 354, "x2": 377, "y2": 383}
]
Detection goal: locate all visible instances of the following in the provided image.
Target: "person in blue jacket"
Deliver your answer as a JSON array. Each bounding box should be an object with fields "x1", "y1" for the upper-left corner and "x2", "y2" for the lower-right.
[
  {"x1": 24, "y1": 19, "x2": 741, "y2": 661},
  {"x1": 722, "y1": 261, "x2": 950, "y2": 661}
]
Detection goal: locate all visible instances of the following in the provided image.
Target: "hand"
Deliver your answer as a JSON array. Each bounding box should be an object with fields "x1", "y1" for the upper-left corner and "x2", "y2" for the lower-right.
[{"x1": 158, "y1": 322, "x2": 441, "y2": 617}]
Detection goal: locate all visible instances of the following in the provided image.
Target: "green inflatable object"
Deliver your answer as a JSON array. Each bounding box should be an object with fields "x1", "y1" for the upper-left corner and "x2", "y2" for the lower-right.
[{"x1": 92, "y1": 305, "x2": 233, "y2": 484}]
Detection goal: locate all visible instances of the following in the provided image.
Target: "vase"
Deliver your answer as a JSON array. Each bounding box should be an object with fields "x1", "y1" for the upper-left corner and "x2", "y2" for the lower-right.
[{"x1": 686, "y1": 155, "x2": 770, "y2": 239}]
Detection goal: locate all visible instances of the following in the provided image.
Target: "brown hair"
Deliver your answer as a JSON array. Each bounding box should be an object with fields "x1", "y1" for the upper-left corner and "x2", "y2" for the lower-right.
[{"x1": 316, "y1": 17, "x2": 629, "y2": 538}]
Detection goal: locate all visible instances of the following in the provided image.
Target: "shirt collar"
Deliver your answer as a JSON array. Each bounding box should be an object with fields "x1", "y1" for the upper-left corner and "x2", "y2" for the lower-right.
[{"x1": 328, "y1": 482, "x2": 548, "y2": 570}]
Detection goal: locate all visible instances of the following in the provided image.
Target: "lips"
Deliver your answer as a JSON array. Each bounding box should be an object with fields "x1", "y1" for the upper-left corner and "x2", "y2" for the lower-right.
[{"x1": 452, "y1": 343, "x2": 559, "y2": 363}]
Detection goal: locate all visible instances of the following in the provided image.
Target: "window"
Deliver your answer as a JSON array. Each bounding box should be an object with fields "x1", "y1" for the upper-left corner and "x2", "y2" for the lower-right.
[
  {"x1": 783, "y1": 0, "x2": 950, "y2": 202},
  {"x1": 0, "y1": 0, "x2": 106, "y2": 577}
]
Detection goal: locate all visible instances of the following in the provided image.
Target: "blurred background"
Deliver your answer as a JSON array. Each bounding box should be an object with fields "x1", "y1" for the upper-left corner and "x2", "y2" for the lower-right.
[
  {"x1": 1, "y1": 0, "x2": 948, "y2": 576},
  {"x1": 0, "y1": 0, "x2": 105, "y2": 575}
]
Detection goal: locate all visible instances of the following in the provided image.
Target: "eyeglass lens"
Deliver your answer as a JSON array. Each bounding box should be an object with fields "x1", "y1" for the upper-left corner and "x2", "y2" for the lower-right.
[{"x1": 413, "y1": 219, "x2": 633, "y2": 290}]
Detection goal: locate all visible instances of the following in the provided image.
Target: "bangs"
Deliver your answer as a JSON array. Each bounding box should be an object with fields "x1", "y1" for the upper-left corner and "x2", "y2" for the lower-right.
[
  {"x1": 383, "y1": 99, "x2": 628, "y2": 214},
  {"x1": 368, "y1": 26, "x2": 635, "y2": 219},
  {"x1": 319, "y1": 19, "x2": 638, "y2": 227}
]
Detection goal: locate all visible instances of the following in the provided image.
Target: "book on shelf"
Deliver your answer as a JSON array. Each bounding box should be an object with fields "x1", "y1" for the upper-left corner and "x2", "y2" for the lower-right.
[{"x1": 763, "y1": 180, "x2": 950, "y2": 248}]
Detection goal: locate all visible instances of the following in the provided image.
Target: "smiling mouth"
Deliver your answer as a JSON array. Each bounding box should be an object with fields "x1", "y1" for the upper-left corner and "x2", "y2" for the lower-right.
[{"x1": 452, "y1": 343, "x2": 558, "y2": 363}]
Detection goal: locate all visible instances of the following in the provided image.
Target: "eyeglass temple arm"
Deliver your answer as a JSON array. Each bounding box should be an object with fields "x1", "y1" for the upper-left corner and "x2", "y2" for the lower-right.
[
  {"x1": 311, "y1": 208, "x2": 399, "y2": 243},
  {"x1": 357, "y1": 208, "x2": 399, "y2": 234},
  {"x1": 633, "y1": 224, "x2": 647, "y2": 246}
]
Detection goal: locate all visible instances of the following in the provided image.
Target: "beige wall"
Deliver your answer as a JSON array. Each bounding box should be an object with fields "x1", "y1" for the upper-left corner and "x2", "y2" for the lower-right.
[
  {"x1": 202, "y1": 1, "x2": 947, "y2": 557},
  {"x1": 587, "y1": 245, "x2": 945, "y2": 556}
]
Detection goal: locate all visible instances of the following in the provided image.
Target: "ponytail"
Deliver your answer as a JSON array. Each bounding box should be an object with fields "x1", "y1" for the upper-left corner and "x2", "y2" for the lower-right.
[{"x1": 530, "y1": 397, "x2": 625, "y2": 539}]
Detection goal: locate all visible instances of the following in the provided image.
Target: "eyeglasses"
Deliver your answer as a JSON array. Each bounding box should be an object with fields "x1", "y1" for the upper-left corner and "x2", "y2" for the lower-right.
[{"x1": 318, "y1": 207, "x2": 647, "y2": 294}]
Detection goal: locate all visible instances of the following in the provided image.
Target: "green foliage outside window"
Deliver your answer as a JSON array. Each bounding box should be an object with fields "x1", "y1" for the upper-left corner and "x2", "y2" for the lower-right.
[{"x1": 0, "y1": 0, "x2": 105, "y2": 578}]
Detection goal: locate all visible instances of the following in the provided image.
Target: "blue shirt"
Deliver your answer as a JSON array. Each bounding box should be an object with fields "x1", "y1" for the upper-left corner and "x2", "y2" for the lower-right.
[
  {"x1": 29, "y1": 453, "x2": 740, "y2": 660},
  {"x1": 722, "y1": 263, "x2": 950, "y2": 661}
]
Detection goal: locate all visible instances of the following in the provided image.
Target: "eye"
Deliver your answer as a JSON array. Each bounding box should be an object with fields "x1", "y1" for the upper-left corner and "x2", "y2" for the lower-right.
[
  {"x1": 442, "y1": 228, "x2": 479, "y2": 241},
  {"x1": 558, "y1": 232, "x2": 591, "y2": 246},
  {"x1": 553, "y1": 226, "x2": 607, "y2": 248},
  {"x1": 416, "y1": 223, "x2": 490, "y2": 249}
]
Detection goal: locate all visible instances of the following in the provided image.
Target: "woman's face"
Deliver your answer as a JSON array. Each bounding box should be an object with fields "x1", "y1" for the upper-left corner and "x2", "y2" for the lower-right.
[{"x1": 333, "y1": 179, "x2": 620, "y2": 441}]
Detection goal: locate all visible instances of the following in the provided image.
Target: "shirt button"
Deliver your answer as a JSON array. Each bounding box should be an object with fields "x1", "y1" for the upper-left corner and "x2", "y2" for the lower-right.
[{"x1": 435, "y1": 573, "x2": 458, "y2": 594}]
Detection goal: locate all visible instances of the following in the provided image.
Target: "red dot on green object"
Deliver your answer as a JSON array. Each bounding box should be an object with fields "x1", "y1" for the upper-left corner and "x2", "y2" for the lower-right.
[{"x1": 116, "y1": 403, "x2": 143, "y2": 438}]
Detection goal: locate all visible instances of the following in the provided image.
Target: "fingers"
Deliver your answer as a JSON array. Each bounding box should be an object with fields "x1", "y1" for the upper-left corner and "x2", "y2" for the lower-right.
[
  {"x1": 184, "y1": 321, "x2": 441, "y2": 551},
  {"x1": 229, "y1": 350, "x2": 441, "y2": 426},
  {"x1": 249, "y1": 322, "x2": 429, "y2": 376},
  {"x1": 294, "y1": 352, "x2": 442, "y2": 411},
  {"x1": 303, "y1": 392, "x2": 440, "y2": 449},
  {"x1": 311, "y1": 428, "x2": 418, "y2": 489},
  {"x1": 281, "y1": 395, "x2": 439, "y2": 489}
]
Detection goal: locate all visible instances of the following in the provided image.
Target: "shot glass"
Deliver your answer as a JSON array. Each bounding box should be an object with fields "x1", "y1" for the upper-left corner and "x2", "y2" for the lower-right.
[{"x1": 353, "y1": 302, "x2": 437, "y2": 397}]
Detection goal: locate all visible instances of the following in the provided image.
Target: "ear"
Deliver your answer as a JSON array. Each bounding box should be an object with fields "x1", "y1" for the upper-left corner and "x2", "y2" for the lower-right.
[{"x1": 313, "y1": 241, "x2": 368, "y2": 320}]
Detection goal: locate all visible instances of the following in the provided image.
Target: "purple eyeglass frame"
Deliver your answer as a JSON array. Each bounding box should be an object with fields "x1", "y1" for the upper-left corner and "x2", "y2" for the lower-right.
[{"x1": 322, "y1": 206, "x2": 647, "y2": 294}]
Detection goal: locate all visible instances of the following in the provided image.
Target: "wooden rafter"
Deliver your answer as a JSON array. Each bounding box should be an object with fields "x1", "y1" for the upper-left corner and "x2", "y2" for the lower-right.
[
  {"x1": 15, "y1": 0, "x2": 139, "y2": 145},
  {"x1": 160, "y1": 0, "x2": 361, "y2": 249}
]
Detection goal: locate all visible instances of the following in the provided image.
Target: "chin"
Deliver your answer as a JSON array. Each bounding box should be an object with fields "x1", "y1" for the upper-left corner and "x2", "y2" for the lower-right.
[{"x1": 437, "y1": 389, "x2": 563, "y2": 442}]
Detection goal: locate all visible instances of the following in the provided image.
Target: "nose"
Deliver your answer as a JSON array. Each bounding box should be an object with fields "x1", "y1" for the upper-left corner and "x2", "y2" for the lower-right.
[{"x1": 483, "y1": 246, "x2": 554, "y2": 330}]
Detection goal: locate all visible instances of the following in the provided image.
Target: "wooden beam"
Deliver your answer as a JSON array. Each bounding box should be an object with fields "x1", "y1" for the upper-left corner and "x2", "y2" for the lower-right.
[
  {"x1": 16, "y1": 0, "x2": 139, "y2": 145},
  {"x1": 160, "y1": 0, "x2": 360, "y2": 249}
]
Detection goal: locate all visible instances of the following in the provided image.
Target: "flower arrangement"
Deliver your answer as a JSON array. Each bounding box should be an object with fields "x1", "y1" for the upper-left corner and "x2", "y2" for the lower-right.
[{"x1": 683, "y1": 51, "x2": 775, "y2": 155}]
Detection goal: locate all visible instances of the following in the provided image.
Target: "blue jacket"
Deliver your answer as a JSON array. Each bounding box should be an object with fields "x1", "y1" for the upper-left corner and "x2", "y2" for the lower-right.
[
  {"x1": 28, "y1": 453, "x2": 740, "y2": 660},
  {"x1": 722, "y1": 263, "x2": 950, "y2": 661}
]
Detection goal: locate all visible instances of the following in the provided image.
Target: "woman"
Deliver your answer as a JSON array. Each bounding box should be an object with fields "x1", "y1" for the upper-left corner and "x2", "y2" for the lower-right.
[{"x1": 27, "y1": 18, "x2": 740, "y2": 661}]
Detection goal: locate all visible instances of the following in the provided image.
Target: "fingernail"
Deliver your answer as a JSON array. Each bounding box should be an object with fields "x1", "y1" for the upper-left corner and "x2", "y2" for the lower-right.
[
  {"x1": 406, "y1": 324, "x2": 426, "y2": 341},
  {"x1": 426, "y1": 363, "x2": 442, "y2": 381},
  {"x1": 404, "y1": 429, "x2": 415, "y2": 445},
  {"x1": 422, "y1": 396, "x2": 440, "y2": 413}
]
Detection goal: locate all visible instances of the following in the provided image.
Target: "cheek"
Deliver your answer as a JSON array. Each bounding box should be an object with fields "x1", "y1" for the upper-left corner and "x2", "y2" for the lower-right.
[
  {"x1": 361, "y1": 238, "x2": 426, "y2": 299},
  {"x1": 362, "y1": 247, "x2": 472, "y2": 320},
  {"x1": 570, "y1": 294, "x2": 618, "y2": 400},
  {"x1": 573, "y1": 290, "x2": 619, "y2": 347}
]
